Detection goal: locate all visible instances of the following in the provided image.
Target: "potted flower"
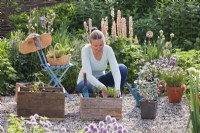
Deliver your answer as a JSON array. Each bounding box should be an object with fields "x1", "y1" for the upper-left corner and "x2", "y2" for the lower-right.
[
  {"x1": 46, "y1": 43, "x2": 72, "y2": 66},
  {"x1": 135, "y1": 78, "x2": 158, "y2": 119},
  {"x1": 139, "y1": 57, "x2": 171, "y2": 96},
  {"x1": 160, "y1": 57, "x2": 186, "y2": 103}
]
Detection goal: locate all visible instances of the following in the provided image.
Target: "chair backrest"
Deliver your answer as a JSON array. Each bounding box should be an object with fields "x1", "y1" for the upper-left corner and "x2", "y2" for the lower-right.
[{"x1": 35, "y1": 38, "x2": 49, "y2": 66}]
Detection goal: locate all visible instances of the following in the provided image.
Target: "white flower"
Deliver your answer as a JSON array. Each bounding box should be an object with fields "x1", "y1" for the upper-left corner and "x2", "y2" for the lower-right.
[
  {"x1": 170, "y1": 33, "x2": 174, "y2": 38},
  {"x1": 146, "y1": 31, "x2": 153, "y2": 38}
]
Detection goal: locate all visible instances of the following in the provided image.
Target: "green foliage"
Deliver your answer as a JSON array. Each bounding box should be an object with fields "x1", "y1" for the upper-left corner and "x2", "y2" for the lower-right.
[
  {"x1": 173, "y1": 49, "x2": 200, "y2": 70},
  {"x1": 7, "y1": 114, "x2": 25, "y2": 133},
  {"x1": 106, "y1": 87, "x2": 115, "y2": 98},
  {"x1": 0, "y1": 39, "x2": 17, "y2": 95},
  {"x1": 186, "y1": 76, "x2": 200, "y2": 133},
  {"x1": 160, "y1": 66, "x2": 186, "y2": 87},
  {"x1": 110, "y1": 37, "x2": 145, "y2": 82},
  {"x1": 7, "y1": 114, "x2": 52, "y2": 133},
  {"x1": 153, "y1": 1, "x2": 200, "y2": 50},
  {"x1": 9, "y1": 12, "x2": 29, "y2": 33}
]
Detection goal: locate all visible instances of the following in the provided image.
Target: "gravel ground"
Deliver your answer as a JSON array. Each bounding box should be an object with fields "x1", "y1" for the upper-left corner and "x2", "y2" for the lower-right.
[{"x1": 0, "y1": 94, "x2": 190, "y2": 133}]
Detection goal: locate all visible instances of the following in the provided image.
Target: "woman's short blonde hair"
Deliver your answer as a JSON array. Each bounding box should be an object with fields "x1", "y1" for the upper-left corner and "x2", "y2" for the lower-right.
[{"x1": 90, "y1": 29, "x2": 105, "y2": 44}]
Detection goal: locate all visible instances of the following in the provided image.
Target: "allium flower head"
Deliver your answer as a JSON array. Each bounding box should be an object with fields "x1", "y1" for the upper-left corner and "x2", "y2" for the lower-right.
[
  {"x1": 165, "y1": 41, "x2": 172, "y2": 49},
  {"x1": 60, "y1": 127, "x2": 66, "y2": 133},
  {"x1": 99, "y1": 121, "x2": 105, "y2": 128},
  {"x1": 111, "y1": 117, "x2": 117, "y2": 123},
  {"x1": 102, "y1": 128, "x2": 108, "y2": 133},
  {"x1": 89, "y1": 123, "x2": 96, "y2": 130},
  {"x1": 105, "y1": 115, "x2": 112, "y2": 123},
  {"x1": 146, "y1": 31, "x2": 153, "y2": 38},
  {"x1": 163, "y1": 49, "x2": 170, "y2": 56},
  {"x1": 117, "y1": 129, "x2": 123, "y2": 133},
  {"x1": 170, "y1": 33, "x2": 174, "y2": 38},
  {"x1": 84, "y1": 126, "x2": 89, "y2": 131},
  {"x1": 34, "y1": 114, "x2": 39, "y2": 119},
  {"x1": 159, "y1": 30, "x2": 163, "y2": 36}
]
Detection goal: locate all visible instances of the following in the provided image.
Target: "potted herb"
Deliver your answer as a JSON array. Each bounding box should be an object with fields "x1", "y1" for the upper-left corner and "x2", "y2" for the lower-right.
[
  {"x1": 46, "y1": 43, "x2": 72, "y2": 66},
  {"x1": 160, "y1": 57, "x2": 186, "y2": 103},
  {"x1": 136, "y1": 79, "x2": 158, "y2": 119}
]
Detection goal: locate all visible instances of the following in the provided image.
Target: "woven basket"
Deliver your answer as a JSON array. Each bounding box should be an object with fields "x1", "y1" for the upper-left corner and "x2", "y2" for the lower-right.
[{"x1": 47, "y1": 54, "x2": 70, "y2": 66}]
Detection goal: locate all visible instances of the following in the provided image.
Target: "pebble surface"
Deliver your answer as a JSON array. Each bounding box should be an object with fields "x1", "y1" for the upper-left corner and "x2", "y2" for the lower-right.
[{"x1": 0, "y1": 94, "x2": 190, "y2": 133}]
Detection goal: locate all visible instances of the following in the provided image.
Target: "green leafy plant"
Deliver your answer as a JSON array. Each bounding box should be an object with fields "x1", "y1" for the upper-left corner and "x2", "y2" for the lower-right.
[
  {"x1": 7, "y1": 114, "x2": 52, "y2": 133},
  {"x1": 106, "y1": 87, "x2": 115, "y2": 98},
  {"x1": 47, "y1": 43, "x2": 69, "y2": 58}
]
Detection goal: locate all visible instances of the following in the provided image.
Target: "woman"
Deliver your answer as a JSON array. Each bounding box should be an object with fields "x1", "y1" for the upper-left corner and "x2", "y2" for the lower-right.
[{"x1": 77, "y1": 28, "x2": 128, "y2": 97}]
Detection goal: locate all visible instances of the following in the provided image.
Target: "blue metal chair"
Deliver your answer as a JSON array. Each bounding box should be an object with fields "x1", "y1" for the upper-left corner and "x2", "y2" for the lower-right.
[{"x1": 34, "y1": 37, "x2": 74, "y2": 100}]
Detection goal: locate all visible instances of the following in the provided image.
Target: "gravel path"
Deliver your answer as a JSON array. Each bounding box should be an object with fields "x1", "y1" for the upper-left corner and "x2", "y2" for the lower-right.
[{"x1": 0, "y1": 94, "x2": 190, "y2": 133}]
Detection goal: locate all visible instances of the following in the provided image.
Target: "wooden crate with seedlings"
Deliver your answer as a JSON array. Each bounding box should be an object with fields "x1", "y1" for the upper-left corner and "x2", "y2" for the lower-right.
[
  {"x1": 80, "y1": 97, "x2": 122, "y2": 120},
  {"x1": 16, "y1": 83, "x2": 65, "y2": 119}
]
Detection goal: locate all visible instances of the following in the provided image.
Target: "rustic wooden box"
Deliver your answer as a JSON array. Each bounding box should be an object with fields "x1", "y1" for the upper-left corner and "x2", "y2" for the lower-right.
[
  {"x1": 80, "y1": 97, "x2": 122, "y2": 120},
  {"x1": 16, "y1": 83, "x2": 65, "y2": 119}
]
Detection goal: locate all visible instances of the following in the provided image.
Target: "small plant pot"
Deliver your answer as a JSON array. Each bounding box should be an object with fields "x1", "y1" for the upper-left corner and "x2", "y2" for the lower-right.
[
  {"x1": 140, "y1": 99, "x2": 157, "y2": 119},
  {"x1": 166, "y1": 86, "x2": 185, "y2": 103}
]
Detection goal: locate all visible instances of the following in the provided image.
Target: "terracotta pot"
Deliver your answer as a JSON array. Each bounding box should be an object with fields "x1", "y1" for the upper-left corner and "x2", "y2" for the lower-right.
[{"x1": 166, "y1": 86, "x2": 185, "y2": 103}]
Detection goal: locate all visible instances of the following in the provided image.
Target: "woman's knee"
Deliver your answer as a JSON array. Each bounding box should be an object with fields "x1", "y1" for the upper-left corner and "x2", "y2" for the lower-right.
[{"x1": 119, "y1": 64, "x2": 128, "y2": 76}]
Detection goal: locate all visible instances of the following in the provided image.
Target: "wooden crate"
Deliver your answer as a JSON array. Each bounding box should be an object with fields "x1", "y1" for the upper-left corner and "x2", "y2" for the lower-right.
[
  {"x1": 80, "y1": 97, "x2": 122, "y2": 120},
  {"x1": 16, "y1": 83, "x2": 65, "y2": 119}
]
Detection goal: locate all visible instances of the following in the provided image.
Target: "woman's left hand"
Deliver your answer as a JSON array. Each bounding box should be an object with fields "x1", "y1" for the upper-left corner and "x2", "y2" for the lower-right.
[{"x1": 114, "y1": 90, "x2": 121, "y2": 98}]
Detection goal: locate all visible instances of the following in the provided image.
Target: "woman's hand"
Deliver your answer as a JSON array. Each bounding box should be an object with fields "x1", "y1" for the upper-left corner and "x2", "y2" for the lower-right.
[
  {"x1": 101, "y1": 86, "x2": 108, "y2": 98},
  {"x1": 114, "y1": 90, "x2": 121, "y2": 98}
]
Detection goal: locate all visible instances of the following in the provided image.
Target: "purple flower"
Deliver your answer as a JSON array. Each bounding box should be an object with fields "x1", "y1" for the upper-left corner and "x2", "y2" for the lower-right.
[
  {"x1": 111, "y1": 117, "x2": 117, "y2": 123},
  {"x1": 51, "y1": 13, "x2": 56, "y2": 18},
  {"x1": 84, "y1": 126, "x2": 89, "y2": 132},
  {"x1": 42, "y1": 122, "x2": 49, "y2": 128},
  {"x1": 60, "y1": 127, "x2": 66, "y2": 133},
  {"x1": 105, "y1": 115, "x2": 112, "y2": 123},
  {"x1": 169, "y1": 57, "x2": 177, "y2": 66},
  {"x1": 32, "y1": 121, "x2": 38, "y2": 126},
  {"x1": 123, "y1": 128, "x2": 128, "y2": 133},
  {"x1": 117, "y1": 129, "x2": 123, "y2": 133},
  {"x1": 40, "y1": 16, "x2": 46, "y2": 25},
  {"x1": 102, "y1": 128, "x2": 108, "y2": 133},
  {"x1": 117, "y1": 124, "x2": 123, "y2": 130},
  {"x1": 98, "y1": 121, "x2": 105, "y2": 128},
  {"x1": 89, "y1": 123, "x2": 96, "y2": 130},
  {"x1": 34, "y1": 114, "x2": 39, "y2": 119}
]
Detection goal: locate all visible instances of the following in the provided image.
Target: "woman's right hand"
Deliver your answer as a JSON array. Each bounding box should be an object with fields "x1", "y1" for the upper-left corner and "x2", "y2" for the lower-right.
[{"x1": 101, "y1": 86, "x2": 107, "y2": 98}]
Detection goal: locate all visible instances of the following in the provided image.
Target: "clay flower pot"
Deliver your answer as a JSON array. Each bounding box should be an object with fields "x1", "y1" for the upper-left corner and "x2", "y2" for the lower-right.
[{"x1": 166, "y1": 85, "x2": 186, "y2": 103}]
